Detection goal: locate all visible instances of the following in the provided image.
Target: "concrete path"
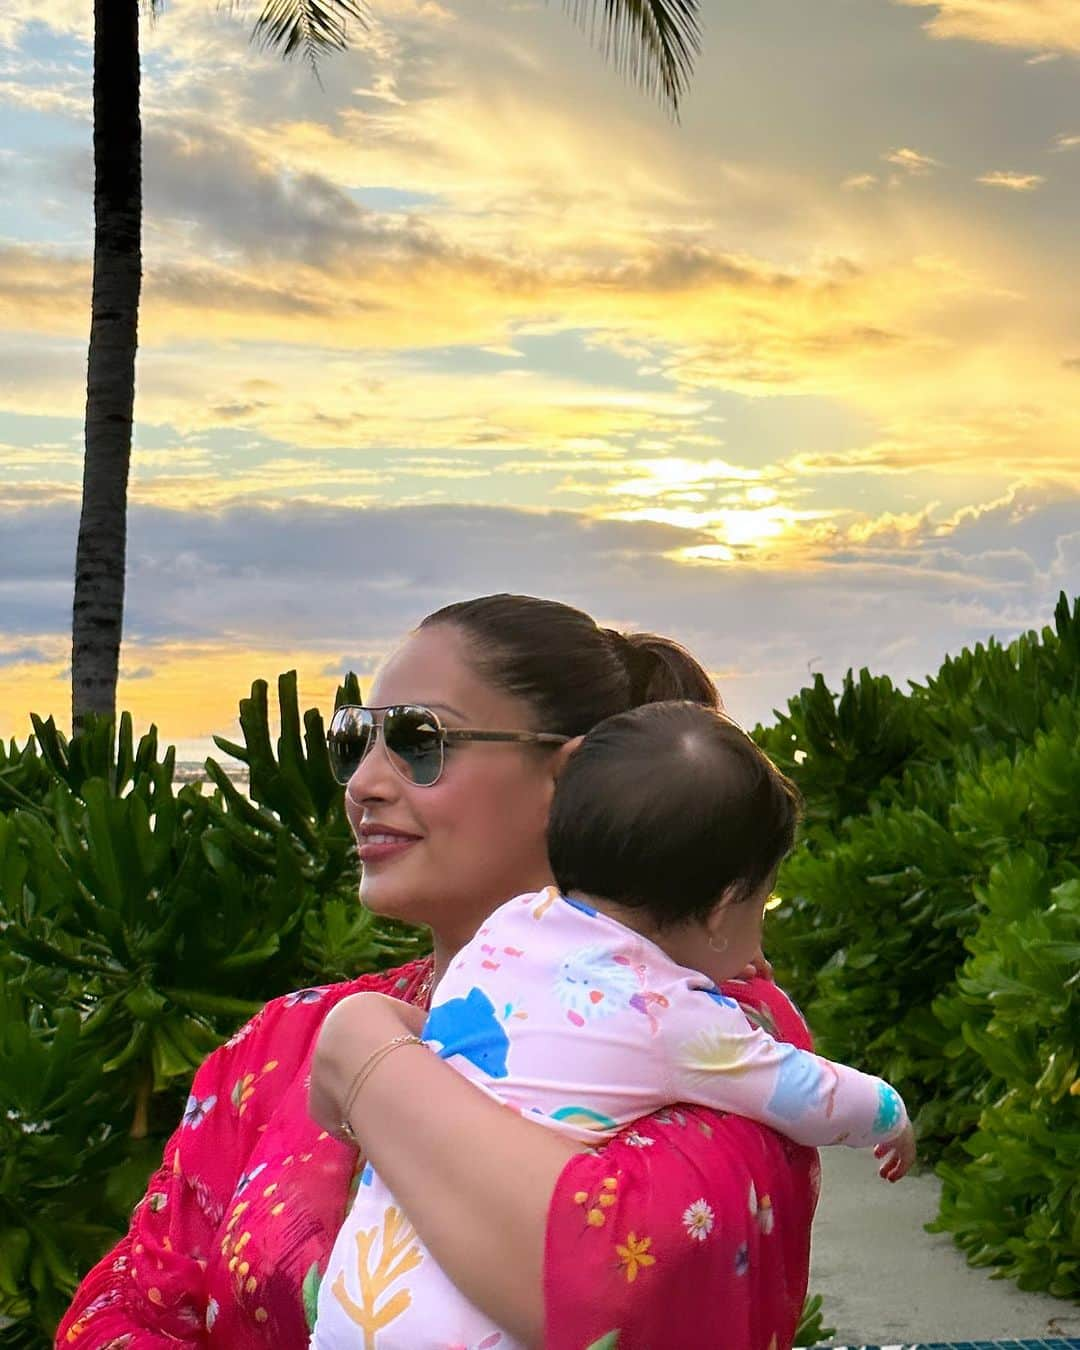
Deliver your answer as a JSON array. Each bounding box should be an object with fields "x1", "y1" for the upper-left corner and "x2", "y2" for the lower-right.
[{"x1": 808, "y1": 1148, "x2": 1080, "y2": 1344}]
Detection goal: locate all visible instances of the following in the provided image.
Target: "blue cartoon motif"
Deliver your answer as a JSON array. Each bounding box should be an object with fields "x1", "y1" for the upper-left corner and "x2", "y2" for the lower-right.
[
  {"x1": 699, "y1": 986, "x2": 739, "y2": 1010},
  {"x1": 765, "y1": 1046, "x2": 833, "y2": 1122},
  {"x1": 872, "y1": 1082, "x2": 904, "y2": 1136},
  {"x1": 423, "y1": 986, "x2": 511, "y2": 1079}
]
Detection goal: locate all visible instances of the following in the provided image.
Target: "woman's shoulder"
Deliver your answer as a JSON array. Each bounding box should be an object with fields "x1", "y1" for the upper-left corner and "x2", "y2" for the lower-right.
[
  {"x1": 263, "y1": 956, "x2": 431, "y2": 1023},
  {"x1": 203, "y1": 957, "x2": 432, "y2": 1073}
]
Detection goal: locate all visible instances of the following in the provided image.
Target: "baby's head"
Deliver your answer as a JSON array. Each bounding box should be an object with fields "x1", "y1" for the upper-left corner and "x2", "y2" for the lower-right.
[{"x1": 547, "y1": 701, "x2": 801, "y2": 978}]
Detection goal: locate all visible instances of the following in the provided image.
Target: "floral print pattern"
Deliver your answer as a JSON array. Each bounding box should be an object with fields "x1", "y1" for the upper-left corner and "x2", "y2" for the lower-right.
[
  {"x1": 614, "y1": 1233, "x2": 655, "y2": 1283},
  {"x1": 682, "y1": 1200, "x2": 715, "y2": 1241}
]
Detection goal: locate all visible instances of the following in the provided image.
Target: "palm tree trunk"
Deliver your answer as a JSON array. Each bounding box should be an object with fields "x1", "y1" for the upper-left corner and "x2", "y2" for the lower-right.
[{"x1": 72, "y1": 0, "x2": 142, "y2": 731}]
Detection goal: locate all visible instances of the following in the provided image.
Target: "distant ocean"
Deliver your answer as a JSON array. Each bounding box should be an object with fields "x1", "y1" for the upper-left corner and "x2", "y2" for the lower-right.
[{"x1": 174, "y1": 760, "x2": 249, "y2": 791}]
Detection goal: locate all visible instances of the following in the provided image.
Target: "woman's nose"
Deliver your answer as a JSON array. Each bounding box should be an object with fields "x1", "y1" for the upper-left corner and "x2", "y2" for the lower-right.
[{"x1": 344, "y1": 735, "x2": 397, "y2": 806}]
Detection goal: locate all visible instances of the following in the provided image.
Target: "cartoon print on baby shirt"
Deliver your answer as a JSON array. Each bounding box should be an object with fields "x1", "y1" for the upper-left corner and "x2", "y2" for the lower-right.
[
  {"x1": 765, "y1": 1046, "x2": 840, "y2": 1122},
  {"x1": 554, "y1": 945, "x2": 641, "y2": 1027},
  {"x1": 548, "y1": 1104, "x2": 620, "y2": 1131},
  {"x1": 529, "y1": 885, "x2": 561, "y2": 920},
  {"x1": 681, "y1": 1027, "x2": 751, "y2": 1074},
  {"x1": 872, "y1": 1081, "x2": 904, "y2": 1136},
  {"x1": 605, "y1": 949, "x2": 672, "y2": 1035},
  {"x1": 423, "y1": 987, "x2": 511, "y2": 1078}
]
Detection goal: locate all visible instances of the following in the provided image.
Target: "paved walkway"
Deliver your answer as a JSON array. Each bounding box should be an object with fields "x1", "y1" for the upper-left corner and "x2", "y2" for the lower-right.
[{"x1": 809, "y1": 1149, "x2": 1080, "y2": 1345}]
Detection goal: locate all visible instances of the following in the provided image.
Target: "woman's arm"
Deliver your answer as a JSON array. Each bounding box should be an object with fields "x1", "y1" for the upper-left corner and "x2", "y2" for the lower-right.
[
  {"x1": 309, "y1": 993, "x2": 581, "y2": 1345},
  {"x1": 310, "y1": 979, "x2": 819, "y2": 1350}
]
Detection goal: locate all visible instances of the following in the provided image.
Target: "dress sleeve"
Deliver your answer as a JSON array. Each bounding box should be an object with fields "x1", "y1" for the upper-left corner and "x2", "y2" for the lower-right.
[
  {"x1": 543, "y1": 978, "x2": 823, "y2": 1350},
  {"x1": 660, "y1": 985, "x2": 909, "y2": 1150},
  {"x1": 54, "y1": 1011, "x2": 263, "y2": 1349}
]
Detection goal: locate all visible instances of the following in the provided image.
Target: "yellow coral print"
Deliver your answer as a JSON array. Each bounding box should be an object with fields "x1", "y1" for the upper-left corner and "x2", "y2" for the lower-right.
[
  {"x1": 680, "y1": 1027, "x2": 754, "y2": 1074},
  {"x1": 331, "y1": 1205, "x2": 425, "y2": 1350},
  {"x1": 614, "y1": 1232, "x2": 655, "y2": 1283}
]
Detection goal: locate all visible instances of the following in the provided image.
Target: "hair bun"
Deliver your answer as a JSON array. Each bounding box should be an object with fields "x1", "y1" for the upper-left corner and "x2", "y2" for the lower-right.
[{"x1": 603, "y1": 629, "x2": 658, "y2": 703}]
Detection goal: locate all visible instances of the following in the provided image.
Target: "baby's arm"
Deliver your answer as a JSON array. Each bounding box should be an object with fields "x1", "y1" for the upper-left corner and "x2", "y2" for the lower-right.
[{"x1": 661, "y1": 986, "x2": 912, "y2": 1156}]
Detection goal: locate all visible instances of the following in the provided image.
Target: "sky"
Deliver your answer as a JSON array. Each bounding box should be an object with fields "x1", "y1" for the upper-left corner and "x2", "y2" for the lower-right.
[{"x1": 1, "y1": 0, "x2": 1078, "y2": 758}]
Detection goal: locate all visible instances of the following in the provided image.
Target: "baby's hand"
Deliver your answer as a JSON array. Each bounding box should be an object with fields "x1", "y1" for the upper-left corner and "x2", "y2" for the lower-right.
[
  {"x1": 736, "y1": 950, "x2": 774, "y2": 981},
  {"x1": 874, "y1": 1121, "x2": 915, "y2": 1182}
]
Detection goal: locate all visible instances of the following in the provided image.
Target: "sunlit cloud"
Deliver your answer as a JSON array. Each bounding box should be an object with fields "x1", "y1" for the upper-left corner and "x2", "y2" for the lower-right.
[
  {"x1": 896, "y1": 0, "x2": 1080, "y2": 54},
  {"x1": 2, "y1": 0, "x2": 1078, "y2": 750},
  {"x1": 883, "y1": 147, "x2": 941, "y2": 174},
  {"x1": 976, "y1": 170, "x2": 1045, "y2": 190},
  {"x1": 4, "y1": 486, "x2": 1077, "y2": 745}
]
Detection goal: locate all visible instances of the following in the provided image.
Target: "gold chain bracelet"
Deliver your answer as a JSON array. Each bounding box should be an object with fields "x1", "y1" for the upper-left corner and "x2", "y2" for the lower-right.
[{"x1": 338, "y1": 1033, "x2": 425, "y2": 1145}]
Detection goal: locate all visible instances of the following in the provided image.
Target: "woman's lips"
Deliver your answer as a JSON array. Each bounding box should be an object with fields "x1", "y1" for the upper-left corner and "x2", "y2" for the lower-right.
[{"x1": 357, "y1": 834, "x2": 420, "y2": 864}]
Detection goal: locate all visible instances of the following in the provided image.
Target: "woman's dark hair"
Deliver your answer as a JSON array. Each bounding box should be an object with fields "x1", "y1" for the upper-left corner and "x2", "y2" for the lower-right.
[
  {"x1": 418, "y1": 594, "x2": 719, "y2": 737},
  {"x1": 547, "y1": 701, "x2": 802, "y2": 928}
]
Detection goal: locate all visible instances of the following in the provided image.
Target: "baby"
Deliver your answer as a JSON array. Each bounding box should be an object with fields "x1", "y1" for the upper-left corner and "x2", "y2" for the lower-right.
[{"x1": 312, "y1": 701, "x2": 914, "y2": 1349}]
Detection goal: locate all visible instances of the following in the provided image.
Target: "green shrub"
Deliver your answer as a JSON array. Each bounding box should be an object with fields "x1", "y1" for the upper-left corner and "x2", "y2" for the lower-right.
[
  {"x1": 0, "y1": 672, "x2": 427, "y2": 1346},
  {"x1": 759, "y1": 592, "x2": 1080, "y2": 1296},
  {"x1": 928, "y1": 700, "x2": 1080, "y2": 1294}
]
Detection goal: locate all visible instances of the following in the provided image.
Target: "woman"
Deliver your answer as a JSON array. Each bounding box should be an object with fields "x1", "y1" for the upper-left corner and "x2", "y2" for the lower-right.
[{"x1": 57, "y1": 595, "x2": 819, "y2": 1350}]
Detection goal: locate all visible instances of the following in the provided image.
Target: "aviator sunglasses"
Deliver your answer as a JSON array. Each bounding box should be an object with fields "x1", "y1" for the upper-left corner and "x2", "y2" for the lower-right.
[{"x1": 327, "y1": 704, "x2": 570, "y2": 788}]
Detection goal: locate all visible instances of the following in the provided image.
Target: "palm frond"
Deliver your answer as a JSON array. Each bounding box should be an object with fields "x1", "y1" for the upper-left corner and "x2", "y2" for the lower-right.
[
  {"x1": 560, "y1": 0, "x2": 701, "y2": 119},
  {"x1": 252, "y1": 0, "x2": 368, "y2": 72}
]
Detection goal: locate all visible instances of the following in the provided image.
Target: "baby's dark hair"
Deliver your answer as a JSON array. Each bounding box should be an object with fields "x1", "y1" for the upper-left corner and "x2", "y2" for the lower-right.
[{"x1": 547, "y1": 701, "x2": 802, "y2": 929}]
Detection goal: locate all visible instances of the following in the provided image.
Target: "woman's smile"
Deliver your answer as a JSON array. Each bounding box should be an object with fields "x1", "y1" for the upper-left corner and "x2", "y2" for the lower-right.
[{"x1": 357, "y1": 836, "x2": 419, "y2": 863}]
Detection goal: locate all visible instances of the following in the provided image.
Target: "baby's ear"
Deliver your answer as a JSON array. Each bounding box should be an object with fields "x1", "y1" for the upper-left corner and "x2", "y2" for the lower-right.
[
  {"x1": 551, "y1": 735, "x2": 585, "y2": 780},
  {"x1": 700, "y1": 896, "x2": 726, "y2": 945},
  {"x1": 709, "y1": 882, "x2": 742, "y2": 915}
]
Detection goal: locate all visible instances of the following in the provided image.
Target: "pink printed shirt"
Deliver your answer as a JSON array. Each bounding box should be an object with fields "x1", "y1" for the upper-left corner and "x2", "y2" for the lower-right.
[{"x1": 57, "y1": 954, "x2": 822, "y2": 1350}]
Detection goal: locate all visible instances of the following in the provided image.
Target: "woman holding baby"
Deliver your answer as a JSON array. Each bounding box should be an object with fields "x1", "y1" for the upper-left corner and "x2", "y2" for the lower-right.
[{"x1": 58, "y1": 593, "x2": 832, "y2": 1350}]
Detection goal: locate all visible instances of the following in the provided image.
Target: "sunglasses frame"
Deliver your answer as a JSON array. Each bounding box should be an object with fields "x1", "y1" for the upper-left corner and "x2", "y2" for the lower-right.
[{"x1": 327, "y1": 703, "x2": 570, "y2": 787}]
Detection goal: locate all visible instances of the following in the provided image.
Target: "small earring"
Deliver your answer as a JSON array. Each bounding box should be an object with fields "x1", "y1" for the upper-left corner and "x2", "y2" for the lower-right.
[{"x1": 708, "y1": 934, "x2": 729, "y2": 954}]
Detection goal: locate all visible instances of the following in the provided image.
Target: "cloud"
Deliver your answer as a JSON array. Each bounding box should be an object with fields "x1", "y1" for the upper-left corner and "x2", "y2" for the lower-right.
[
  {"x1": 842, "y1": 174, "x2": 879, "y2": 191},
  {"x1": 2, "y1": 489, "x2": 1078, "y2": 740},
  {"x1": 320, "y1": 653, "x2": 385, "y2": 678},
  {"x1": 1052, "y1": 133, "x2": 1080, "y2": 151},
  {"x1": 0, "y1": 1, "x2": 90, "y2": 48},
  {"x1": 895, "y1": 0, "x2": 1080, "y2": 54},
  {"x1": 883, "y1": 147, "x2": 941, "y2": 174},
  {"x1": 0, "y1": 643, "x2": 57, "y2": 668},
  {"x1": 0, "y1": 79, "x2": 88, "y2": 120},
  {"x1": 976, "y1": 171, "x2": 1045, "y2": 191},
  {"x1": 142, "y1": 120, "x2": 453, "y2": 270},
  {"x1": 0, "y1": 244, "x2": 89, "y2": 335}
]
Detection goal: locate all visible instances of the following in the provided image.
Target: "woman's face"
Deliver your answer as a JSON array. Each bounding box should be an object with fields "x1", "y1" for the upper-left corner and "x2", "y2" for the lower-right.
[{"x1": 343, "y1": 623, "x2": 566, "y2": 953}]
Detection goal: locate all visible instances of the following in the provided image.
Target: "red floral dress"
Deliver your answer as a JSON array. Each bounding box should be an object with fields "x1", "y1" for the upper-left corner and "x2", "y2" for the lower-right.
[{"x1": 56, "y1": 961, "x2": 818, "y2": 1350}]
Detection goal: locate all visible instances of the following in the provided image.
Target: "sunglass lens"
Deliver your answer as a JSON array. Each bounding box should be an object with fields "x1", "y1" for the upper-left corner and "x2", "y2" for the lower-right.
[
  {"x1": 328, "y1": 707, "x2": 374, "y2": 784},
  {"x1": 383, "y1": 706, "x2": 443, "y2": 786}
]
